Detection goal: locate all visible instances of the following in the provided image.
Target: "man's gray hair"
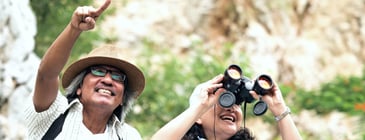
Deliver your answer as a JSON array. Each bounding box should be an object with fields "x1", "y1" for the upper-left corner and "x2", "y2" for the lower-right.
[{"x1": 64, "y1": 69, "x2": 137, "y2": 123}]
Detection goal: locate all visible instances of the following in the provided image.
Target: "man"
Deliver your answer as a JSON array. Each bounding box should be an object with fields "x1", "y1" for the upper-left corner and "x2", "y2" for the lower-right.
[{"x1": 24, "y1": 0, "x2": 145, "y2": 139}]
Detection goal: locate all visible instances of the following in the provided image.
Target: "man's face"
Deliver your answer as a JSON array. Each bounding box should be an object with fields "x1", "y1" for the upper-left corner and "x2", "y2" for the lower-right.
[
  {"x1": 77, "y1": 65, "x2": 126, "y2": 113},
  {"x1": 198, "y1": 104, "x2": 243, "y2": 139}
]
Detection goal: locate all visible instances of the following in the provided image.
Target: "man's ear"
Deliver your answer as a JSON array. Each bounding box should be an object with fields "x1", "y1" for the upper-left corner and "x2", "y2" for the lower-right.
[
  {"x1": 77, "y1": 88, "x2": 81, "y2": 96},
  {"x1": 76, "y1": 83, "x2": 83, "y2": 96}
]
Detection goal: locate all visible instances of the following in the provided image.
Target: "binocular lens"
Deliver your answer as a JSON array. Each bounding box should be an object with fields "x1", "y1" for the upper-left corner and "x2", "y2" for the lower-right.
[
  {"x1": 253, "y1": 75, "x2": 273, "y2": 95},
  {"x1": 223, "y1": 65, "x2": 242, "y2": 91},
  {"x1": 258, "y1": 79, "x2": 271, "y2": 89},
  {"x1": 253, "y1": 100, "x2": 268, "y2": 116},
  {"x1": 257, "y1": 75, "x2": 273, "y2": 90},
  {"x1": 227, "y1": 69, "x2": 241, "y2": 79},
  {"x1": 219, "y1": 92, "x2": 236, "y2": 108}
]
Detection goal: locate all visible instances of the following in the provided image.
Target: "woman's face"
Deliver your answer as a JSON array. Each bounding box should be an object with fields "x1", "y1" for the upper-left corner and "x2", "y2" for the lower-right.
[
  {"x1": 77, "y1": 65, "x2": 126, "y2": 113},
  {"x1": 198, "y1": 104, "x2": 243, "y2": 139}
]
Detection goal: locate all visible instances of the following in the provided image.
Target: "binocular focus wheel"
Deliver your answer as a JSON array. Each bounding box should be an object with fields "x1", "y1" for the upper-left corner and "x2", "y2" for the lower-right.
[{"x1": 218, "y1": 92, "x2": 236, "y2": 108}]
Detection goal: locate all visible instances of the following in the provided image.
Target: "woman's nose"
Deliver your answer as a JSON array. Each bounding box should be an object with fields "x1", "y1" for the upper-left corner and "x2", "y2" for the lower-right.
[
  {"x1": 225, "y1": 106, "x2": 235, "y2": 112},
  {"x1": 225, "y1": 104, "x2": 240, "y2": 112}
]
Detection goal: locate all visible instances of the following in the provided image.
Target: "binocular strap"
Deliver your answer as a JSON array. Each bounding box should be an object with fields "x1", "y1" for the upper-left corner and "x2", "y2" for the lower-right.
[{"x1": 243, "y1": 102, "x2": 247, "y2": 128}]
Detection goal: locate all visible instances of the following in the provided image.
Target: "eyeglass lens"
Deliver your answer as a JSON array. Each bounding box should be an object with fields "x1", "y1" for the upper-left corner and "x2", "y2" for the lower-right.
[{"x1": 90, "y1": 67, "x2": 126, "y2": 83}]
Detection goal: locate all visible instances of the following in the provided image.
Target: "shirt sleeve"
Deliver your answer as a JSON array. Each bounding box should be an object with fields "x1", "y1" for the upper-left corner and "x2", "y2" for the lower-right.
[{"x1": 23, "y1": 92, "x2": 68, "y2": 139}]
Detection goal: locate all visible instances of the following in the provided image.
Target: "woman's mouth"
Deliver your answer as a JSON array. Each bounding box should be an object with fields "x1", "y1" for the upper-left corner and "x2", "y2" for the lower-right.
[{"x1": 220, "y1": 115, "x2": 236, "y2": 122}]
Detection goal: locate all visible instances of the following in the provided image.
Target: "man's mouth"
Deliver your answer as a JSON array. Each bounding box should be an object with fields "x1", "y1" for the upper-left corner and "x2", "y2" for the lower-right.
[{"x1": 97, "y1": 88, "x2": 115, "y2": 96}]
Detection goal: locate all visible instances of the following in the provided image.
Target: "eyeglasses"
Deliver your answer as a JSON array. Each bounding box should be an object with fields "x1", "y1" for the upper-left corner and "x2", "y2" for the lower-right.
[{"x1": 89, "y1": 66, "x2": 126, "y2": 83}]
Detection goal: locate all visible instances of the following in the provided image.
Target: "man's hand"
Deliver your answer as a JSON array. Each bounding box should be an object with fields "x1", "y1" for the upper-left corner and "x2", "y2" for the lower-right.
[{"x1": 70, "y1": 0, "x2": 111, "y2": 31}]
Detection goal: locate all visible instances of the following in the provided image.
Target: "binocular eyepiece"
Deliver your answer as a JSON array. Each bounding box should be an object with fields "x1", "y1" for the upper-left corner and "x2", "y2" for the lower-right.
[{"x1": 218, "y1": 64, "x2": 273, "y2": 115}]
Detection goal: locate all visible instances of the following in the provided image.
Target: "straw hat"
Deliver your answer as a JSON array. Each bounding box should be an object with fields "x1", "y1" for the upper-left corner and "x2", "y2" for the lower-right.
[{"x1": 61, "y1": 45, "x2": 145, "y2": 97}]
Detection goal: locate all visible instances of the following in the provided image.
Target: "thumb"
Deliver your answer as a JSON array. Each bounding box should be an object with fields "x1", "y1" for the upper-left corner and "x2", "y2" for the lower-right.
[
  {"x1": 78, "y1": 17, "x2": 96, "y2": 30},
  {"x1": 249, "y1": 91, "x2": 259, "y2": 100}
]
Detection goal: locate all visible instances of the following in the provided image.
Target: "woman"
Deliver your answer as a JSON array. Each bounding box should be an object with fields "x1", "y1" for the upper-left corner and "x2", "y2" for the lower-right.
[{"x1": 151, "y1": 74, "x2": 302, "y2": 140}]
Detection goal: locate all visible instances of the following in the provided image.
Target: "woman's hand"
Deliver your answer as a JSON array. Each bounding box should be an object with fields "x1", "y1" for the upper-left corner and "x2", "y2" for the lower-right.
[
  {"x1": 189, "y1": 74, "x2": 224, "y2": 112},
  {"x1": 250, "y1": 80, "x2": 302, "y2": 140},
  {"x1": 70, "y1": 0, "x2": 111, "y2": 31},
  {"x1": 249, "y1": 81, "x2": 287, "y2": 116}
]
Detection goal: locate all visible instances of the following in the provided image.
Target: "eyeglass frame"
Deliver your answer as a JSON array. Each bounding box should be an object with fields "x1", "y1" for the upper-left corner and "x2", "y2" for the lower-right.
[{"x1": 87, "y1": 65, "x2": 127, "y2": 84}]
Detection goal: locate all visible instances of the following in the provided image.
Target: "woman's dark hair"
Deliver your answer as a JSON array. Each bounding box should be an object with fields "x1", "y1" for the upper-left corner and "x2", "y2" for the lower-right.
[{"x1": 182, "y1": 123, "x2": 255, "y2": 140}]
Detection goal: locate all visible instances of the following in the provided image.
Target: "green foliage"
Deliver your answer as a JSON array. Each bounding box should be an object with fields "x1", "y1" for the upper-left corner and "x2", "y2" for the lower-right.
[
  {"x1": 295, "y1": 69, "x2": 365, "y2": 116},
  {"x1": 295, "y1": 79, "x2": 365, "y2": 139},
  {"x1": 126, "y1": 39, "x2": 241, "y2": 138},
  {"x1": 30, "y1": 0, "x2": 110, "y2": 64},
  {"x1": 31, "y1": 0, "x2": 87, "y2": 53}
]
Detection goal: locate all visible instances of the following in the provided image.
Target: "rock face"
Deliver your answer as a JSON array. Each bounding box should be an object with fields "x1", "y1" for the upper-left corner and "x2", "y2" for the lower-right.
[
  {"x1": 0, "y1": 0, "x2": 363, "y2": 139},
  {"x1": 0, "y1": 0, "x2": 39, "y2": 139},
  {"x1": 102, "y1": 0, "x2": 364, "y2": 90}
]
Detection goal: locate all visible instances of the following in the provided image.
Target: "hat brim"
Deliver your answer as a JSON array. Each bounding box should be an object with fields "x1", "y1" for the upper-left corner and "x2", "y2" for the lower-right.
[{"x1": 61, "y1": 56, "x2": 145, "y2": 97}]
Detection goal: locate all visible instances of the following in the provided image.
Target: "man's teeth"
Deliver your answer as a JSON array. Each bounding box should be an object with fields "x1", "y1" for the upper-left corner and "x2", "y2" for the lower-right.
[{"x1": 98, "y1": 89, "x2": 112, "y2": 95}]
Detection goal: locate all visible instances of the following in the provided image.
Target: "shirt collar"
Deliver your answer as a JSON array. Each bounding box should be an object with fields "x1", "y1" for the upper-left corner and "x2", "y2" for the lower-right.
[{"x1": 67, "y1": 98, "x2": 124, "y2": 124}]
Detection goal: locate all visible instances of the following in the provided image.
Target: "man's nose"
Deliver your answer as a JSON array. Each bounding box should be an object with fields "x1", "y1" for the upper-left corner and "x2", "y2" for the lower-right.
[{"x1": 101, "y1": 72, "x2": 113, "y2": 85}]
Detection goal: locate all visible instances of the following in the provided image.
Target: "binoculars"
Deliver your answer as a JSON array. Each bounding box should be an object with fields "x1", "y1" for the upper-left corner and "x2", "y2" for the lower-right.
[{"x1": 218, "y1": 64, "x2": 273, "y2": 115}]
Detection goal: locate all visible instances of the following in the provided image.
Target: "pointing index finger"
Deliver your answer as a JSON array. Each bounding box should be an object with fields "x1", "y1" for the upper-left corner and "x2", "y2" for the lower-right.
[{"x1": 95, "y1": 0, "x2": 111, "y2": 16}]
